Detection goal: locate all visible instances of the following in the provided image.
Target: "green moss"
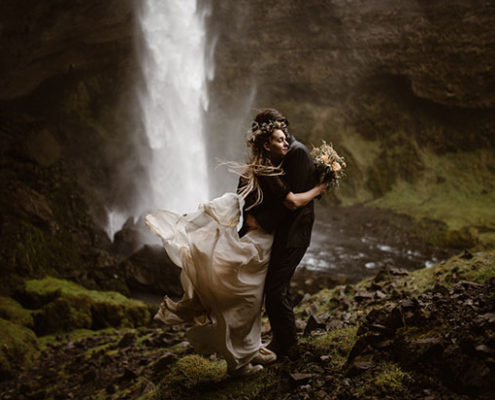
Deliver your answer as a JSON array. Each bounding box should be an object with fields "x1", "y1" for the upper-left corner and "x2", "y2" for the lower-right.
[
  {"x1": 23, "y1": 277, "x2": 150, "y2": 334},
  {"x1": 33, "y1": 296, "x2": 93, "y2": 335},
  {"x1": 357, "y1": 361, "x2": 409, "y2": 396},
  {"x1": 25, "y1": 277, "x2": 132, "y2": 304},
  {"x1": 0, "y1": 296, "x2": 33, "y2": 328},
  {"x1": 7, "y1": 219, "x2": 83, "y2": 285},
  {"x1": 396, "y1": 250, "x2": 495, "y2": 294},
  {"x1": 0, "y1": 318, "x2": 40, "y2": 378},
  {"x1": 39, "y1": 328, "x2": 112, "y2": 349},
  {"x1": 295, "y1": 287, "x2": 338, "y2": 316},
  {"x1": 366, "y1": 131, "x2": 425, "y2": 198},
  {"x1": 174, "y1": 355, "x2": 227, "y2": 386},
  {"x1": 151, "y1": 354, "x2": 280, "y2": 400},
  {"x1": 11, "y1": 221, "x2": 51, "y2": 276},
  {"x1": 372, "y1": 148, "x2": 495, "y2": 246},
  {"x1": 304, "y1": 326, "x2": 358, "y2": 368}
]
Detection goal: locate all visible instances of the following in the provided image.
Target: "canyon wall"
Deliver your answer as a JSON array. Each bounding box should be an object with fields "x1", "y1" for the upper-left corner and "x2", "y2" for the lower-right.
[{"x1": 208, "y1": 0, "x2": 495, "y2": 245}]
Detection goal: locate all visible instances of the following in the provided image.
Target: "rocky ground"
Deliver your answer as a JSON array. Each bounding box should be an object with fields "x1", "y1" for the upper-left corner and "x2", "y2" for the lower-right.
[{"x1": 1, "y1": 250, "x2": 493, "y2": 400}]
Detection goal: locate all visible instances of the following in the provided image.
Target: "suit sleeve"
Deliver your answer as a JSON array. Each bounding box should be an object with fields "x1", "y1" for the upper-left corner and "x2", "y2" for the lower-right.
[
  {"x1": 258, "y1": 175, "x2": 290, "y2": 203},
  {"x1": 284, "y1": 144, "x2": 315, "y2": 193}
]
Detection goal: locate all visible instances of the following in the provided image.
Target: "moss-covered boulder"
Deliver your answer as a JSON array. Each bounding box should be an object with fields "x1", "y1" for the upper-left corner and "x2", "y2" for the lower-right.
[
  {"x1": 0, "y1": 296, "x2": 34, "y2": 328},
  {"x1": 0, "y1": 318, "x2": 39, "y2": 379},
  {"x1": 15, "y1": 277, "x2": 151, "y2": 335}
]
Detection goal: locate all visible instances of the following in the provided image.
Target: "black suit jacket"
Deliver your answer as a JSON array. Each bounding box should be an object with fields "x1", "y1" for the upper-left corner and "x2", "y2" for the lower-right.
[{"x1": 277, "y1": 135, "x2": 316, "y2": 248}]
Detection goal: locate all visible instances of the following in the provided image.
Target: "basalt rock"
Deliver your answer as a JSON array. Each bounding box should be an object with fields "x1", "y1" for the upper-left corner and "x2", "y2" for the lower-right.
[{"x1": 121, "y1": 245, "x2": 183, "y2": 298}]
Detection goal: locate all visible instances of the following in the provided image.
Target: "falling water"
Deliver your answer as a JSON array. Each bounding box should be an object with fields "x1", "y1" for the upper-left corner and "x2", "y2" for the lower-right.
[{"x1": 138, "y1": 0, "x2": 210, "y2": 214}]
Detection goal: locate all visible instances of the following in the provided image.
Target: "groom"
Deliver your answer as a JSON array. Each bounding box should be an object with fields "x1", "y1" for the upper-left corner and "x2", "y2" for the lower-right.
[{"x1": 261, "y1": 109, "x2": 318, "y2": 357}]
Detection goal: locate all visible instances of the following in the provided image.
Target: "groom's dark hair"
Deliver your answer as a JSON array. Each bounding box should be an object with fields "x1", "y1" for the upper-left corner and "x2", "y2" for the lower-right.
[{"x1": 253, "y1": 108, "x2": 288, "y2": 127}]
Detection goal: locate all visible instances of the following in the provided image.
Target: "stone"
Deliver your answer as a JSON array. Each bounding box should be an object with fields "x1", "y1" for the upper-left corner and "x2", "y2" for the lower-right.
[
  {"x1": 152, "y1": 353, "x2": 178, "y2": 372},
  {"x1": 354, "y1": 291, "x2": 373, "y2": 302},
  {"x1": 22, "y1": 129, "x2": 61, "y2": 167},
  {"x1": 289, "y1": 372, "x2": 315, "y2": 384},
  {"x1": 346, "y1": 358, "x2": 375, "y2": 377},
  {"x1": 475, "y1": 344, "x2": 495, "y2": 356},
  {"x1": 118, "y1": 332, "x2": 136, "y2": 348},
  {"x1": 121, "y1": 245, "x2": 183, "y2": 297},
  {"x1": 304, "y1": 314, "x2": 328, "y2": 336},
  {"x1": 461, "y1": 249, "x2": 474, "y2": 259}
]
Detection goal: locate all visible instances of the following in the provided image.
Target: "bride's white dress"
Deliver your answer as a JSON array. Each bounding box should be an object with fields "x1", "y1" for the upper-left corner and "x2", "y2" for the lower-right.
[{"x1": 144, "y1": 193, "x2": 273, "y2": 371}]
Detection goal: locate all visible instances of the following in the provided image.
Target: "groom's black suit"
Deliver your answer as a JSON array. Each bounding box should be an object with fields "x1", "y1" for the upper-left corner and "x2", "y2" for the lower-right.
[{"x1": 265, "y1": 135, "x2": 316, "y2": 354}]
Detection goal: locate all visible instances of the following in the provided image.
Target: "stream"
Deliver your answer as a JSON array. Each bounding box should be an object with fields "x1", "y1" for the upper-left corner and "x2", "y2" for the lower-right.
[{"x1": 293, "y1": 203, "x2": 455, "y2": 291}]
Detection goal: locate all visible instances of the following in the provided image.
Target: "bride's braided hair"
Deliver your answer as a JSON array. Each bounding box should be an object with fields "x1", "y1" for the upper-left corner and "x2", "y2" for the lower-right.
[{"x1": 237, "y1": 109, "x2": 289, "y2": 210}]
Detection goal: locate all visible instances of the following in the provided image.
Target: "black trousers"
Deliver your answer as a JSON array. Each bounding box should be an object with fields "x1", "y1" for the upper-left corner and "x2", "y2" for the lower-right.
[{"x1": 264, "y1": 241, "x2": 307, "y2": 353}]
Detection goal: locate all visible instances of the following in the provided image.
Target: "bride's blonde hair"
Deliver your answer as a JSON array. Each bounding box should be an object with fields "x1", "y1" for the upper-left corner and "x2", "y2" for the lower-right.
[{"x1": 236, "y1": 109, "x2": 289, "y2": 211}]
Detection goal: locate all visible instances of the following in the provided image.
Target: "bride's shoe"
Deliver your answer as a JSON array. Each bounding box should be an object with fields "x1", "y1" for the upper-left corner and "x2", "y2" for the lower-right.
[
  {"x1": 251, "y1": 346, "x2": 277, "y2": 365},
  {"x1": 230, "y1": 363, "x2": 264, "y2": 377}
]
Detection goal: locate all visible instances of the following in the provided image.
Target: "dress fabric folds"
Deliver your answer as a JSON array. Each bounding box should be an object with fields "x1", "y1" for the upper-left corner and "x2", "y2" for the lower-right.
[{"x1": 144, "y1": 193, "x2": 273, "y2": 371}]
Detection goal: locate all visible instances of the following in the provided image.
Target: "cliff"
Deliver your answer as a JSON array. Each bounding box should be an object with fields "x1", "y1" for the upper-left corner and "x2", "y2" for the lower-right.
[{"x1": 208, "y1": 0, "x2": 495, "y2": 247}]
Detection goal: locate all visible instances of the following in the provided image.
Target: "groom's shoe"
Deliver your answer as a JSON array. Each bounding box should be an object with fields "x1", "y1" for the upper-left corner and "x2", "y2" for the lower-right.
[
  {"x1": 251, "y1": 347, "x2": 277, "y2": 365},
  {"x1": 229, "y1": 363, "x2": 263, "y2": 377},
  {"x1": 267, "y1": 339, "x2": 297, "y2": 359}
]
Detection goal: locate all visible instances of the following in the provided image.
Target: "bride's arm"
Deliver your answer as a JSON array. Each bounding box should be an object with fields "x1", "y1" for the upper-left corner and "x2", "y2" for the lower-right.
[
  {"x1": 244, "y1": 213, "x2": 261, "y2": 230},
  {"x1": 283, "y1": 183, "x2": 327, "y2": 211}
]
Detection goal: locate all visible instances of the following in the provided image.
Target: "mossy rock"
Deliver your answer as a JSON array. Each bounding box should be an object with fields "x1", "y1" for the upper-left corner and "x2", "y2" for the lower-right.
[
  {"x1": 0, "y1": 296, "x2": 34, "y2": 328},
  {"x1": 19, "y1": 277, "x2": 151, "y2": 335},
  {"x1": 33, "y1": 296, "x2": 93, "y2": 335},
  {"x1": 91, "y1": 300, "x2": 151, "y2": 330},
  {"x1": 366, "y1": 132, "x2": 424, "y2": 198},
  {"x1": 410, "y1": 218, "x2": 479, "y2": 249},
  {"x1": 0, "y1": 318, "x2": 40, "y2": 379},
  {"x1": 151, "y1": 354, "x2": 279, "y2": 400}
]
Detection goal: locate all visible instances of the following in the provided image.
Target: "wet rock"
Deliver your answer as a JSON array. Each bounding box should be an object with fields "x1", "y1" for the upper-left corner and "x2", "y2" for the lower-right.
[
  {"x1": 289, "y1": 372, "x2": 315, "y2": 384},
  {"x1": 432, "y1": 284, "x2": 450, "y2": 296},
  {"x1": 304, "y1": 301, "x2": 320, "y2": 317},
  {"x1": 457, "y1": 358, "x2": 492, "y2": 392},
  {"x1": 121, "y1": 245, "x2": 183, "y2": 297},
  {"x1": 22, "y1": 129, "x2": 61, "y2": 167},
  {"x1": 400, "y1": 337, "x2": 444, "y2": 365},
  {"x1": 461, "y1": 249, "x2": 474, "y2": 259},
  {"x1": 82, "y1": 368, "x2": 97, "y2": 383},
  {"x1": 304, "y1": 314, "x2": 328, "y2": 336},
  {"x1": 105, "y1": 383, "x2": 117, "y2": 394},
  {"x1": 120, "y1": 367, "x2": 138, "y2": 381},
  {"x1": 475, "y1": 344, "x2": 495, "y2": 356},
  {"x1": 112, "y1": 218, "x2": 146, "y2": 259},
  {"x1": 152, "y1": 353, "x2": 177, "y2": 373},
  {"x1": 354, "y1": 291, "x2": 373, "y2": 302},
  {"x1": 372, "y1": 339, "x2": 393, "y2": 349},
  {"x1": 326, "y1": 319, "x2": 344, "y2": 331},
  {"x1": 345, "y1": 357, "x2": 375, "y2": 377},
  {"x1": 118, "y1": 332, "x2": 136, "y2": 348},
  {"x1": 476, "y1": 313, "x2": 495, "y2": 330}
]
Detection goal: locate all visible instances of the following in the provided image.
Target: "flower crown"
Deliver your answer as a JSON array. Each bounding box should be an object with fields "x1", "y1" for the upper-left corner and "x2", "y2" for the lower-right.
[{"x1": 248, "y1": 120, "x2": 289, "y2": 146}]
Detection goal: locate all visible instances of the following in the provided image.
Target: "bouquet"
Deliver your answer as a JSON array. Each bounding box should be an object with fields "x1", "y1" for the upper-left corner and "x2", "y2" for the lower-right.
[{"x1": 311, "y1": 141, "x2": 346, "y2": 187}]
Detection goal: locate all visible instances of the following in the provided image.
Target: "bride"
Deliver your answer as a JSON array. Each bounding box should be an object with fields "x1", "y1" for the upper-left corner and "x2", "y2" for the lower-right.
[{"x1": 145, "y1": 110, "x2": 326, "y2": 376}]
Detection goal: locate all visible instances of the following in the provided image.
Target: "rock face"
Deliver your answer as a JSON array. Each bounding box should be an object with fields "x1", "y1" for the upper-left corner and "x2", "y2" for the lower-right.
[
  {"x1": 207, "y1": 0, "x2": 495, "y2": 223},
  {"x1": 0, "y1": 0, "x2": 136, "y2": 100},
  {"x1": 0, "y1": 0, "x2": 148, "y2": 292},
  {"x1": 209, "y1": 0, "x2": 495, "y2": 109}
]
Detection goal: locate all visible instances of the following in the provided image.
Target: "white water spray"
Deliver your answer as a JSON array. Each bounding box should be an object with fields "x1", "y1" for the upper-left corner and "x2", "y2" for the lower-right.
[{"x1": 138, "y1": 0, "x2": 210, "y2": 214}]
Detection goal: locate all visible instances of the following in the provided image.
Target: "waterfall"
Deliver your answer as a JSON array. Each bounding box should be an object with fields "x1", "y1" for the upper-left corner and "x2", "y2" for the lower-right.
[{"x1": 138, "y1": 0, "x2": 210, "y2": 214}]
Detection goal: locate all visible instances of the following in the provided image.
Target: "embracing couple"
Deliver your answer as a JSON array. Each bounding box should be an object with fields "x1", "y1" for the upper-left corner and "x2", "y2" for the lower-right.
[{"x1": 145, "y1": 108, "x2": 326, "y2": 376}]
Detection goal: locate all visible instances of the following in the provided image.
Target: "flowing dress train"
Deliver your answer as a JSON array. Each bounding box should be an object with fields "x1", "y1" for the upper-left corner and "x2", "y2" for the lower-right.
[{"x1": 144, "y1": 193, "x2": 273, "y2": 371}]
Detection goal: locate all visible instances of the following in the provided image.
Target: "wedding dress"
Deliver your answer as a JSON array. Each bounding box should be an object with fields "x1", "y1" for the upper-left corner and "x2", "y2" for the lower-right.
[{"x1": 145, "y1": 192, "x2": 273, "y2": 371}]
